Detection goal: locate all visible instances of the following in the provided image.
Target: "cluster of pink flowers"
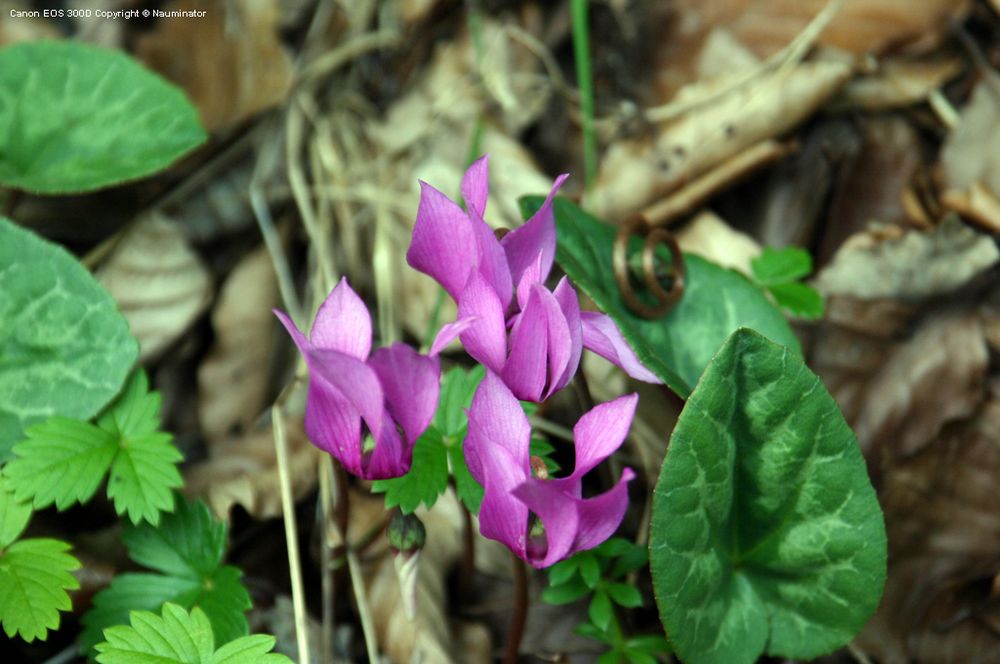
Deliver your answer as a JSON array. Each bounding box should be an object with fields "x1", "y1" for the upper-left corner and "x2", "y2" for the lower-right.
[{"x1": 275, "y1": 156, "x2": 656, "y2": 568}]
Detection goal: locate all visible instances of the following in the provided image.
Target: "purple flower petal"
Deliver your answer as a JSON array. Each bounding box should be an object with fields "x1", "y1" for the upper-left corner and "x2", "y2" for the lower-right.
[
  {"x1": 429, "y1": 317, "x2": 478, "y2": 357},
  {"x1": 457, "y1": 272, "x2": 509, "y2": 373},
  {"x1": 306, "y1": 347, "x2": 387, "y2": 448},
  {"x1": 512, "y1": 478, "x2": 580, "y2": 568},
  {"x1": 407, "y1": 181, "x2": 478, "y2": 300},
  {"x1": 368, "y1": 343, "x2": 440, "y2": 444},
  {"x1": 466, "y1": 371, "x2": 533, "y2": 557},
  {"x1": 571, "y1": 394, "x2": 638, "y2": 479},
  {"x1": 502, "y1": 286, "x2": 550, "y2": 401},
  {"x1": 551, "y1": 277, "x2": 583, "y2": 391},
  {"x1": 461, "y1": 154, "x2": 489, "y2": 219},
  {"x1": 308, "y1": 277, "x2": 372, "y2": 360},
  {"x1": 470, "y1": 211, "x2": 514, "y2": 310},
  {"x1": 514, "y1": 254, "x2": 544, "y2": 312},
  {"x1": 301, "y1": 373, "x2": 364, "y2": 476},
  {"x1": 580, "y1": 312, "x2": 662, "y2": 384},
  {"x1": 365, "y1": 411, "x2": 411, "y2": 480},
  {"x1": 570, "y1": 468, "x2": 635, "y2": 552},
  {"x1": 501, "y1": 173, "x2": 568, "y2": 287}
]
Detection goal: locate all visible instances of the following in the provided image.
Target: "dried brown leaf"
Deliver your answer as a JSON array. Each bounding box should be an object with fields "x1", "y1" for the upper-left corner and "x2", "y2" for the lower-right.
[
  {"x1": 588, "y1": 60, "x2": 851, "y2": 221},
  {"x1": 677, "y1": 0, "x2": 969, "y2": 57},
  {"x1": 97, "y1": 214, "x2": 212, "y2": 362},
  {"x1": 676, "y1": 210, "x2": 761, "y2": 275},
  {"x1": 942, "y1": 182, "x2": 1000, "y2": 234},
  {"x1": 198, "y1": 245, "x2": 279, "y2": 442},
  {"x1": 814, "y1": 217, "x2": 999, "y2": 301},
  {"x1": 135, "y1": 0, "x2": 294, "y2": 132},
  {"x1": 185, "y1": 414, "x2": 319, "y2": 521},
  {"x1": 834, "y1": 57, "x2": 962, "y2": 111},
  {"x1": 854, "y1": 311, "x2": 988, "y2": 458},
  {"x1": 941, "y1": 74, "x2": 1000, "y2": 198}
]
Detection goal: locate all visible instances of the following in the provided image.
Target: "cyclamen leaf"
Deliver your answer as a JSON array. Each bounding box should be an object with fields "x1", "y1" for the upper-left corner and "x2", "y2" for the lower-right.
[
  {"x1": 6, "y1": 370, "x2": 182, "y2": 525},
  {"x1": 372, "y1": 428, "x2": 449, "y2": 514},
  {"x1": 0, "y1": 217, "x2": 137, "y2": 461},
  {"x1": 0, "y1": 41, "x2": 206, "y2": 194},
  {"x1": 0, "y1": 538, "x2": 81, "y2": 642},
  {"x1": 519, "y1": 197, "x2": 800, "y2": 397},
  {"x1": 94, "y1": 603, "x2": 291, "y2": 664},
  {"x1": 81, "y1": 499, "x2": 251, "y2": 654},
  {"x1": 649, "y1": 329, "x2": 886, "y2": 664}
]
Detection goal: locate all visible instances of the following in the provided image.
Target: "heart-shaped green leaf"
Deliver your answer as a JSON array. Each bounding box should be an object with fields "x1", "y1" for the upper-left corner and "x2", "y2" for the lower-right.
[
  {"x1": 649, "y1": 328, "x2": 886, "y2": 664},
  {"x1": 0, "y1": 41, "x2": 206, "y2": 194},
  {"x1": 520, "y1": 197, "x2": 800, "y2": 398},
  {"x1": 0, "y1": 218, "x2": 137, "y2": 461}
]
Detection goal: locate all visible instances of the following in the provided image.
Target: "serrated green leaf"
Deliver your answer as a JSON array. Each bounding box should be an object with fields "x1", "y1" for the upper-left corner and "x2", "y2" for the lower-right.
[
  {"x1": 597, "y1": 650, "x2": 624, "y2": 664},
  {"x1": 0, "y1": 217, "x2": 137, "y2": 461},
  {"x1": 605, "y1": 583, "x2": 643, "y2": 608},
  {"x1": 5, "y1": 370, "x2": 183, "y2": 525},
  {"x1": 6, "y1": 417, "x2": 117, "y2": 510},
  {"x1": 519, "y1": 197, "x2": 800, "y2": 397},
  {"x1": 610, "y1": 546, "x2": 647, "y2": 579},
  {"x1": 650, "y1": 329, "x2": 887, "y2": 664},
  {"x1": 0, "y1": 537, "x2": 81, "y2": 642},
  {"x1": 589, "y1": 590, "x2": 614, "y2": 631},
  {"x1": 594, "y1": 537, "x2": 633, "y2": 558},
  {"x1": 0, "y1": 477, "x2": 32, "y2": 547},
  {"x1": 448, "y1": 442, "x2": 483, "y2": 514},
  {"x1": 372, "y1": 428, "x2": 449, "y2": 514},
  {"x1": 81, "y1": 499, "x2": 251, "y2": 655},
  {"x1": 541, "y1": 576, "x2": 590, "y2": 605},
  {"x1": 0, "y1": 41, "x2": 206, "y2": 194},
  {"x1": 621, "y1": 650, "x2": 656, "y2": 664},
  {"x1": 750, "y1": 246, "x2": 812, "y2": 286},
  {"x1": 766, "y1": 282, "x2": 824, "y2": 319},
  {"x1": 94, "y1": 603, "x2": 291, "y2": 664}
]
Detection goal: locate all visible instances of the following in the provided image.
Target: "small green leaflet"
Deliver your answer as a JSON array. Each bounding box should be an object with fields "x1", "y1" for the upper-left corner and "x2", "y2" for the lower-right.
[
  {"x1": 750, "y1": 247, "x2": 824, "y2": 319},
  {"x1": 5, "y1": 370, "x2": 183, "y2": 525},
  {"x1": 519, "y1": 196, "x2": 800, "y2": 398},
  {"x1": 649, "y1": 329, "x2": 886, "y2": 664},
  {"x1": 81, "y1": 498, "x2": 252, "y2": 655},
  {"x1": 0, "y1": 479, "x2": 81, "y2": 642},
  {"x1": 0, "y1": 41, "x2": 206, "y2": 194},
  {"x1": 373, "y1": 365, "x2": 486, "y2": 514},
  {"x1": 94, "y1": 603, "x2": 292, "y2": 664},
  {"x1": 0, "y1": 217, "x2": 137, "y2": 461}
]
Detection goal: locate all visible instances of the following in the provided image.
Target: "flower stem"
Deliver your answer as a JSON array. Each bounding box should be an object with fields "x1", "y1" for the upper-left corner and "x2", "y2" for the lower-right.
[
  {"x1": 503, "y1": 552, "x2": 529, "y2": 664},
  {"x1": 570, "y1": 0, "x2": 597, "y2": 191}
]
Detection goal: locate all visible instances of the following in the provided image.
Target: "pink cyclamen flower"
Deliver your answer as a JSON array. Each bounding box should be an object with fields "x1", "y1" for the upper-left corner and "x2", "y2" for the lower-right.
[
  {"x1": 274, "y1": 278, "x2": 440, "y2": 480},
  {"x1": 465, "y1": 370, "x2": 637, "y2": 568},
  {"x1": 407, "y1": 154, "x2": 660, "y2": 402}
]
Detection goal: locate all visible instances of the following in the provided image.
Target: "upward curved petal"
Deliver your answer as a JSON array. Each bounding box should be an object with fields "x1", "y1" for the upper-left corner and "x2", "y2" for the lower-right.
[
  {"x1": 407, "y1": 181, "x2": 478, "y2": 300},
  {"x1": 571, "y1": 393, "x2": 638, "y2": 480},
  {"x1": 465, "y1": 370, "x2": 531, "y2": 483},
  {"x1": 551, "y1": 277, "x2": 583, "y2": 392},
  {"x1": 457, "y1": 273, "x2": 508, "y2": 374},
  {"x1": 512, "y1": 478, "x2": 580, "y2": 568},
  {"x1": 502, "y1": 173, "x2": 569, "y2": 286},
  {"x1": 461, "y1": 154, "x2": 489, "y2": 219},
  {"x1": 364, "y1": 410, "x2": 411, "y2": 480},
  {"x1": 580, "y1": 312, "x2": 662, "y2": 384},
  {"x1": 471, "y1": 212, "x2": 514, "y2": 310},
  {"x1": 429, "y1": 316, "x2": 477, "y2": 357},
  {"x1": 571, "y1": 468, "x2": 635, "y2": 553},
  {"x1": 301, "y1": 373, "x2": 364, "y2": 476},
  {"x1": 306, "y1": 347, "x2": 387, "y2": 451},
  {"x1": 502, "y1": 286, "x2": 550, "y2": 402},
  {"x1": 368, "y1": 343, "x2": 440, "y2": 444},
  {"x1": 466, "y1": 371, "x2": 532, "y2": 558},
  {"x1": 309, "y1": 277, "x2": 372, "y2": 359}
]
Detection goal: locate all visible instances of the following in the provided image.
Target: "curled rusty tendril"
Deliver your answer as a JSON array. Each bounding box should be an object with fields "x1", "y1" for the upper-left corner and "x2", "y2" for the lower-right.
[{"x1": 613, "y1": 215, "x2": 685, "y2": 319}]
